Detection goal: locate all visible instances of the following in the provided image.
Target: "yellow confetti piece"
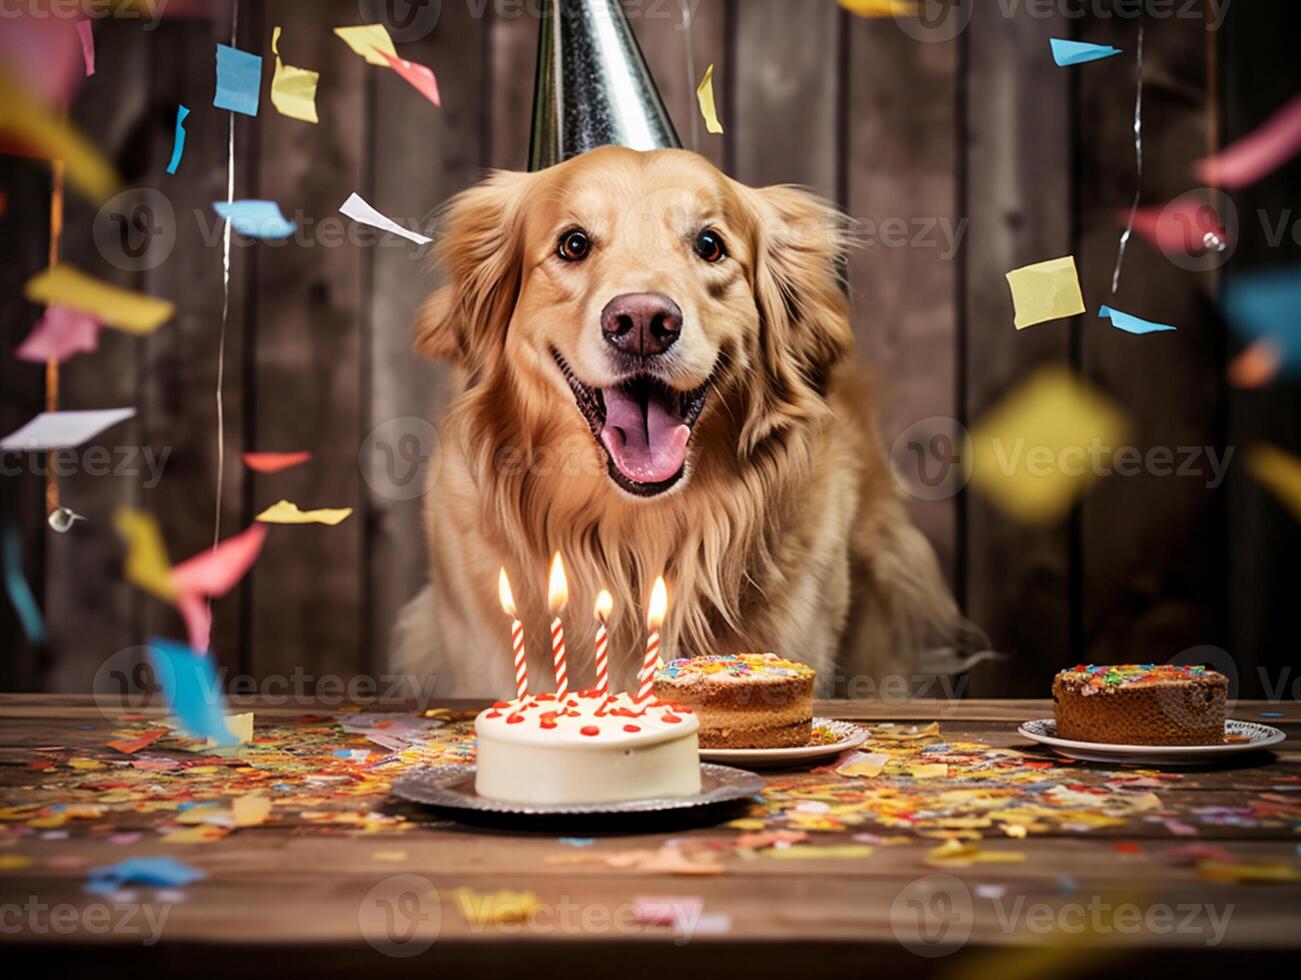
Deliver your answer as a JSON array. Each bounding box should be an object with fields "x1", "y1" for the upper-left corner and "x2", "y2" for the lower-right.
[
  {"x1": 452, "y1": 888, "x2": 541, "y2": 925},
  {"x1": 1005, "y1": 255, "x2": 1086, "y2": 329},
  {"x1": 1246, "y1": 443, "x2": 1301, "y2": 521},
  {"x1": 67, "y1": 757, "x2": 105, "y2": 770},
  {"x1": 726, "y1": 818, "x2": 766, "y2": 831},
  {"x1": 0, "y1": 854, "x2": 32, "y2": 870},
  {"x1": 256, "y1": 499, "x2": 353, "y2": 526},
  {"x1": 372, "y1": 851, "x2": 408, "y2": 862},
  {"x1": 908, "y1": 763, "x2": 949, "y2": 780},
  {"x1": 232, "y1": 794, "x2": 271, "y2": 827},
  {"x1": 695, "y1": 63, "x2": 724, "y2": 135},
  {"x1": 113, "y1": 507, "x2": 176, "y2": 601},
  {"x1": 25, "y1": 264, "x2": 175, "y2": 335},
  {"x1": 224, "y1": 712, "x2": 255, "y2": 746},
  {"x1": 161, "y1": 824, "x2": 231, "y2": 844},
  {"x1": 926, "y1": 839, "x2": 1027, "y2": 867},
  {"x1": 0, "y1": 72, "x2": 119, "y2": 203},
  {"x1": 271, "y1": 26, "x2": 320, "y2": 124},
  {"x1": 836, "y1": 752, "x2": 889, "y2": 778},
  {"x1": 333, "y1": 24, "x2": 397, "y2": 66},
  {"x1": 1197, "y1": 860, "x2": 1301, "y2": 883},
  {"x1": 966, "y1": 366, "x2": 1130, "y2": 525},
  {"x1": 871, "y1": 722, "x2": 940, "y2": 741},
  {"x1": 761, "y1": 845, "x2": 874, "y2": 860},
  {"x1": 838, "y1": 0, "x2": 918, "y2": 15}
]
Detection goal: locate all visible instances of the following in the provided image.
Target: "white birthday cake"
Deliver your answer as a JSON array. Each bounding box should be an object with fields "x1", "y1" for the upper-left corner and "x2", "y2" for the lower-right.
[{"x1": 474, "y1": 690, "x2": 701, "y2": 805}]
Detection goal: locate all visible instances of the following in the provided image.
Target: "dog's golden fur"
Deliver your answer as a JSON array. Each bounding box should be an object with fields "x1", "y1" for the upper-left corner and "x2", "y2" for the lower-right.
[{"x1": 391, "y1": 146, "x2": 962, "y2": 696}]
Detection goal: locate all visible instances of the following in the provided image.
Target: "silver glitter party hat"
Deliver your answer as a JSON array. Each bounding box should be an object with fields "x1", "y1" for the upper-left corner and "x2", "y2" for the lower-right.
[{"x1": 529, "y1": 0, "x2": 682, "y2": 172}]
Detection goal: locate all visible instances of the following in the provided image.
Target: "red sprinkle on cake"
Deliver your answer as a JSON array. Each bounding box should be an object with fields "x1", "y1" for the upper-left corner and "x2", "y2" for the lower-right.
[{"x1": 1052, "y1": 664, "x2": 1228, "y2": 746}]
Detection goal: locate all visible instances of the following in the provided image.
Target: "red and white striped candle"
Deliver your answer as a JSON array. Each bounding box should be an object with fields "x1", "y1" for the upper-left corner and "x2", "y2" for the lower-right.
[
  {"x1": 497, "y1": 568, "x2": 528, "y2": 698},
  {"x1": 593, "y1": 589, "x2": 613, "y2": 694},
  {"x1": 636, "y1": 576, "x2": 668, "y2": 702},
  {"x1": 548, "y1": 552, "x2": 569, "y2": 699}
]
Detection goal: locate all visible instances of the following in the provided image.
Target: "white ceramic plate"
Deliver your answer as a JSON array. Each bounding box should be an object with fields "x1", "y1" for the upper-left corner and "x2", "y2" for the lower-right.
[
  {"x1": 698, "y1": 718, "x2": 868, "y2": 767},
  {"x1": 1018, "y1": 718, "x2": 1286, "y2": 765}
]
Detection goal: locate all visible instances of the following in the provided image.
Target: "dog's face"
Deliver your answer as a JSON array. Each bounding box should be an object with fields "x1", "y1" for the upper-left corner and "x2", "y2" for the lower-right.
[{"x1": 419, "y1": 147, "x2": 852, "y2": 499}]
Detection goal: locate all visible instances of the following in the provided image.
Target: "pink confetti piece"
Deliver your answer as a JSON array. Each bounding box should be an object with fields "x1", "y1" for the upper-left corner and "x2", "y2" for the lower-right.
[
  {"x1": 76, "y1": 20, "x2": 95, "y2": 77},
  {"x1": 1195, "y1": 91, "x2": 1301, "y2": 189},
  {"x1": 1128, "y1": 199, "x2": 1230, "y2": 259},
  {"x1": 15, "y1": 305, "x2": 101, "y2": 363},
  {"x1": 380, "y1": 50, "x2": 440, "y2": 107},
  {"x1": 170, "y1": 523, "x2": 269, "y2": 652}
]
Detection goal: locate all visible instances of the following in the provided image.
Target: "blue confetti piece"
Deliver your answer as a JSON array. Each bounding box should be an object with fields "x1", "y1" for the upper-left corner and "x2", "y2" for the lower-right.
[
  {"x1": 1222, "y1": 265, "x2": 1301, "y2": 372},
  {"x1": 558, "y1": 837, "x2": 595, "y2": 847},
  {"x1": 1057, "y1": 874, "x2": 1077, "y2": 894},
  {"x1": 1099, "y1": 305, "x2": 1178, "y2": 335},
  {"x1": 166, "y1": 105, "x2": 190, "y2": 175},
  {"x1": 214, "y1": 43, "x2": 262, "y2": 116},
  {"x1": 146, "y1": 637, "x2": 237, "y2": 746},
  {"x1": 1260, "y1": 712, "x2": 1283, "y2": 718},
  {"x1": 87, "y1": 856, "x2": 206, "y2": 896},
  {"x1": 1051, "y1": 38, "x2": 1123, "y2": 67},
  {"x1": 214, "y1": 200, "x2": 296, "y2": 240},
  {"x1": 3, "y1": 527, "x2": 45, "y2": 645}
]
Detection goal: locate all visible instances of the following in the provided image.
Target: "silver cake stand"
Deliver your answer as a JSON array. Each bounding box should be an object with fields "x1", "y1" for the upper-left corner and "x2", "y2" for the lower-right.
[{"x1": 390, "y1": 763, "x2": 764, "y2": 826}]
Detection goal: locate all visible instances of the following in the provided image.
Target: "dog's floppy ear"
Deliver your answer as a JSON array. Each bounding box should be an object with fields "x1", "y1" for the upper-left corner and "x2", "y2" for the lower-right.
[
  {"x1": 741, "y1": 184, "x2": 854, "y2": 452},
  {"x1": 415, "y1": 170, "x2": 532, "y2": 376}
]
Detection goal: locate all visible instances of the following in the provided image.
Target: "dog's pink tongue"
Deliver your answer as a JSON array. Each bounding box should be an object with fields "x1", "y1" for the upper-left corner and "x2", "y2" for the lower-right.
[{"x1": 600, "y1": 387, "x2": 690, "y2": 485}]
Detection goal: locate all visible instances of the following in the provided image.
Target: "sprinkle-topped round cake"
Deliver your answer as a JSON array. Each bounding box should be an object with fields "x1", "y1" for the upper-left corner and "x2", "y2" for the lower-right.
[
  {"x1": 1052, "y1": 664, "x2": 1228, "y2": 746},
  {"x1": 652, "y1": 653, "x2": 815, "y2": 749},
  {"x1": 474, "y1": 690, "x2": 700, "y2": 805}
]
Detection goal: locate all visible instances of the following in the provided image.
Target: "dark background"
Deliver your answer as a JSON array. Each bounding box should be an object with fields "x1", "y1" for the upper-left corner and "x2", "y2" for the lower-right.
[{"x1": 1, "y1": 0, "x2": 1297, "y2": 698}]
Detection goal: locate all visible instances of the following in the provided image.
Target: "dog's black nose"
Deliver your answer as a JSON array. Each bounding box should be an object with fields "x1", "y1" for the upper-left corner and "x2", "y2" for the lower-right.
[{"x1": 600, "y1": 293, "x2": 682, "y2": 357}]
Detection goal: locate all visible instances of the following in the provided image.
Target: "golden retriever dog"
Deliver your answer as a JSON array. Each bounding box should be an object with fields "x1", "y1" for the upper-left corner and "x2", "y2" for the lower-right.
[{"x1": 391, "y1": 145, "x2": 967, "y2": 697}]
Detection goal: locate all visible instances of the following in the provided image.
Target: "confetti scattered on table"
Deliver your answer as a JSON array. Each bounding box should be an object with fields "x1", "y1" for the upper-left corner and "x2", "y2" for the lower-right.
[
  {"x1": 256, "y1": 499, "x2": 353, "y2": 526},
  {"x1": 695, "y1": 63, "x2": 723, "y2": 135},
  {"x1": 214, "y1": 200, "x2": 296, "y2": 240},
  {"x1": 1, "y1": 408, "x2": 136, "y2": 452},
  {"x1": 1050, "y1": 38, "x2": 1122, "y2": 66},
  {"x1": 24, "y1": 264, "x2": 175, "y2": 333},
  {"x1": 1098, "y1": 305, "x2": 1177, "y2": 335},
  {"x1": 1005, "y1": 255, "x2": 1087, "y2": 329},
  {"x1": 453, "y1": 888, "x2": 541, "y2": 925},
  {"x1": 270, "y1": 26, "x2": 319, "y2": 124},
  {"x1": 214, "y1": 42, "x2": 262, "y2": 116},
  {"x1": 339, "y1": 192, "x2": 432, "y2": 245}
]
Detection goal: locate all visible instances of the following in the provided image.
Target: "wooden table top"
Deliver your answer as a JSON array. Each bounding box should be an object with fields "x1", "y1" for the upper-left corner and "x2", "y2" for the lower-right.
[{"x1": 1, "y1": 695, "x2": 1299, "y2": 978}]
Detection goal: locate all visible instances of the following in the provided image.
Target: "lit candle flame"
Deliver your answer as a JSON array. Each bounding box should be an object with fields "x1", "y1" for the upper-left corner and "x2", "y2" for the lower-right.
[
  {"x1": 498, "y1": 567, "x2": 516, "y2": 618},
  {"x1": 594, "y1": 589, "x2": 613, "y2": 623},
  {"x1": 647, "y1": 576, "x2": 668, "y2": 630},
  {"x1": 548, "y1": 552, "x2": 569, "y2": 613}
]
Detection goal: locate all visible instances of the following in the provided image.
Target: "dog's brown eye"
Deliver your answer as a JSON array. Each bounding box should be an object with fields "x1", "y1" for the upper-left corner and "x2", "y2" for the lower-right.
[
  {"x1": 694, "y1": 229, "x2": 726, "y2": 263},
  {"x1": 557, "y1": 229, "x2": 591, "y2": 262}
]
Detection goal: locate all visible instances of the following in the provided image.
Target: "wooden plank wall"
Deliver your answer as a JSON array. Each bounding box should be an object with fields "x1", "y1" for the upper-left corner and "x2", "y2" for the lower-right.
[{"x1": 0, "y1": 1, "x2": 1285, "y2": 696}]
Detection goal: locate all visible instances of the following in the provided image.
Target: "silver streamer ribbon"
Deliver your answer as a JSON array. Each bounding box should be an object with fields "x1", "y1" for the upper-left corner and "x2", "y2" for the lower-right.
[{"x1": 1111, "y1": 23, "x2": 1145, "y2": 297}]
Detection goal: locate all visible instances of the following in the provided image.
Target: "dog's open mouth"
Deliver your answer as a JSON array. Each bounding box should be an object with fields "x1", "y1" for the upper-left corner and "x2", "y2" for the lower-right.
[{"x1": 553, "y1": 351, "x2": 710, "y2": 496}]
